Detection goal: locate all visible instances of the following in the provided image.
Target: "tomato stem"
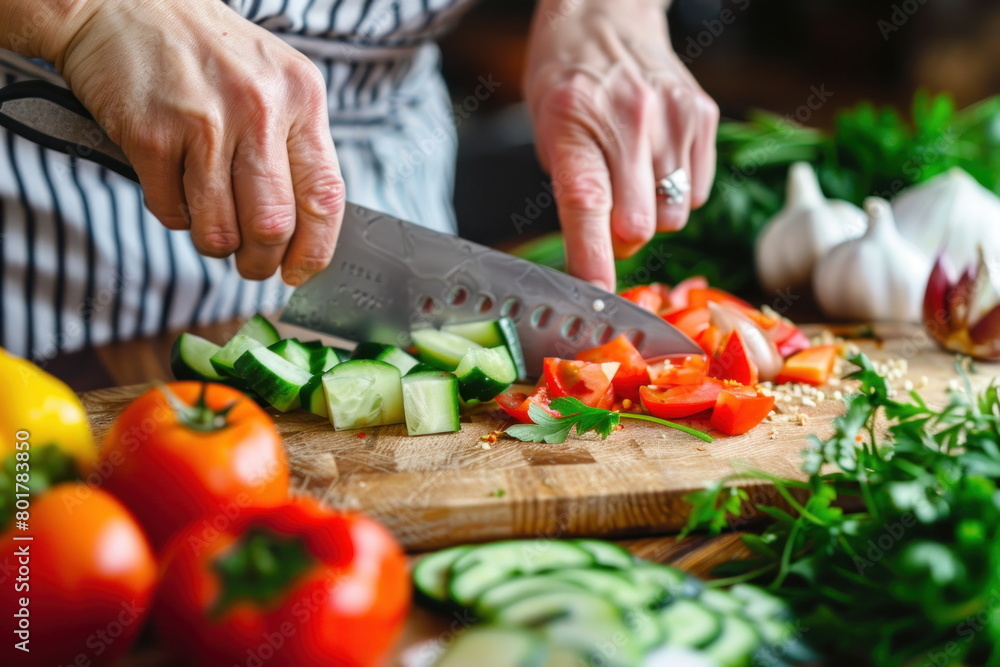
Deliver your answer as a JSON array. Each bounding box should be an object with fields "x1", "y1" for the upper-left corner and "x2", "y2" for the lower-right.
[
  {"x1": 619, "y1": 413, "x2": 714, "y2": 443},
  {"x1": 156, "y1": 382, "x2": 238, "y2": 433}
]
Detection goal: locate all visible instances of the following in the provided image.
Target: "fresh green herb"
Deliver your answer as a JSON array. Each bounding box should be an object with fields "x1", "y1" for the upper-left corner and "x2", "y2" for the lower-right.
[
  {"x1": 505, "y1": 396, "x2": 713, "y2": 444},
  {"x1": 682, "y1": 353, "x2": 1000, "y2": 666}
]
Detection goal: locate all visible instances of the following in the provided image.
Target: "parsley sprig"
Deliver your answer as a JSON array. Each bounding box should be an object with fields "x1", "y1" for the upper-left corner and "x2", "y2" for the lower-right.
[
  {"x1": 682, "y1": 353, "x2": 1000, "y2": 666},
  {"x1": 505, "y1": 397, "x2": 713, "y2": 445}
]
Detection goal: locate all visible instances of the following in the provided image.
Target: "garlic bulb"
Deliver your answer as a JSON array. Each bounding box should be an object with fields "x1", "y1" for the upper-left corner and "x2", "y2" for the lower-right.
[
  {"x1": 813, "y1": 198, "x2": 931, "y2": 322},
  {"x1": 893, "y1": 167, "x2": 1000, "y2": 271},
  {"x1": 755, "y1": 162, "x2": 865, "y2": 294},
  {"x1": 924, "y1": 248, "x2": 1000, "y2": 360}
]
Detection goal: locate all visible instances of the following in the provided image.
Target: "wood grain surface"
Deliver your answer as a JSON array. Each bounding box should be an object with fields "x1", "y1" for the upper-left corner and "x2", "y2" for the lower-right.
[{"x1": 81, "y1": 322, "x2": 976, "y2": 551}]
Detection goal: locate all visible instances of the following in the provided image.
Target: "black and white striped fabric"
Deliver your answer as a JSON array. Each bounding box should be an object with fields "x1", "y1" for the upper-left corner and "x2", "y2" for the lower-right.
[{"x1": 0, "y1": 0, "x2": 477, "y2": 361}]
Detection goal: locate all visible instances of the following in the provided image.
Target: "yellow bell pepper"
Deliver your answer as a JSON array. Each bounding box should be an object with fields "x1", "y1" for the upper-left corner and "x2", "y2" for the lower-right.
[{"x1": 0, "y1": 347, "x2": 95, "y2": 473}]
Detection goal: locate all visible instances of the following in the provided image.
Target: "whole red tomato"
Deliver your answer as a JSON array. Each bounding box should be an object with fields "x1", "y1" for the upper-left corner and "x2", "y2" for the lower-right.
[
  {"x1": 155, "y1": 496, "x2": 410, "y2": 667},
  {"x1": 0, "y1": 483, "x2": 157, "y2": 667},
  {"x1": 100, "y1": 382, "x2": 289, "y2": 550}
]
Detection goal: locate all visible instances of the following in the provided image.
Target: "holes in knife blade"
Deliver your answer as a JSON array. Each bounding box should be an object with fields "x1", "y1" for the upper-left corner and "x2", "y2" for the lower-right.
[
  {"x1": 530, "y1": 305, "x2": 553, "y2": 329},
  {"x1": 444, "y1": 285, "x2": 469, "y2": 306},
  {"x1": 417, "y1": 295, "x2": 436, "y2": 314},
  {"x1": 592, "y1": 323, "x2": 614, "y2": 345},
  {"x1": 625, "y1": 329, "x2": 645, "y2": 349},
  {"x1": 561, "y1": 316, "x2": 583, "y2": 341},
  {"x1": 500, "y1": 297, "x2": 522, "y2": 321},
  {"x1": 475, "y1": 295, "x2": 494, "y2": 314}
]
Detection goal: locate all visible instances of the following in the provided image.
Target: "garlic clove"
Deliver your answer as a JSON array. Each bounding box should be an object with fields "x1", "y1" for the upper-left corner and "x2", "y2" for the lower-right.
[
  {"x1": 828, "y1": 199, "x2": 867, "y2": 239},
  {"x1": 923, "y1": 254, "x2": 955, "y2": 339},
  {"x1": 707, "y1": 302, "x2": 783, "y2": 382},
  {"x1": 969, "y1": 303, "x2": 1000, "y2": 346}
]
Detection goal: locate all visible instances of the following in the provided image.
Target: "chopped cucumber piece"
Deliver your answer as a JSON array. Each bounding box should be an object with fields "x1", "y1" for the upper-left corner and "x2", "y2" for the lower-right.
[
  {"x1": 322, "y1": 360, "x2": 403, "y2": 430},
  {"x1": 267, "y1": 338, "x2": 313, "y2": 372},
  {"x1": 571, "y1": 539, "x2": 634, "y2": 570},
  {"x1": 410, "y1": 328, "x2": 482, "y2": 371},
  {"x1": 435, "y1": 627, "x2": 547, "y2": 667},
  {"x1": 406, "y1": 362, "x2": 442, "y2": 375},
  {"x1": 546, "y1": 568, "x2": 647, "y2": 609},
  {"x1": 454, "y1": 346, "x2": 516, "y2": 402},
  {"x1": 442, "y1": 317, "x2": 526, "y2": 380},
  {"x1": 402, "y1": 371, "x2": 461, "y2": 436},
  {"x1": 628, "y1": 564, "x2": 702, "y2": 608},
  {"x1": 309, "y1": 346, "x2": 343, "y2": 374},
  {"x1": 236, "y1": 313, "x2": 281, "y2": 346},
  {"x1": 412, "y1": 546, "x2": 472, "y2": 605},
  {"x1": 659, "y1": 599, "x2": 722, "y2": 649},
  {"x1": 233, "y1": 347, "x2": 313, "y2": 412},
  {"x1": 299, "y1": 375, "x2": 328, "y2": 418},
  {"x1": 170, "y1": 333, "x2": 225, "y2": 382},
  {"x1": 210, "y1": 334, "x2": 264, "y2": 378},
  {"x1": 351, "y1": 341, "x2": 420, "y2": 374}
]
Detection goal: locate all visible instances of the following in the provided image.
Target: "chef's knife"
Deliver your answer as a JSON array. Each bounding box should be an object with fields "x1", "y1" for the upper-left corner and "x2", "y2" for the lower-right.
[{"x1": 0, "y1": 80, "x2": 700, "y2": 376}]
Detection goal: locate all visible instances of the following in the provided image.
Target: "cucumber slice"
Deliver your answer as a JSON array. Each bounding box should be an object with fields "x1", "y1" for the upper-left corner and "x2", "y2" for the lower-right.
[
  {"x1": 449, "y1": 541, "x2": 594, "y2": 606},
  {"x1": 210, "y1": 334, "x2": 264, "y2": 378},
  {"x1": 233, "y1": 347, "x2": 313, "y2": 412},
  {"x1": 435, "y1": 627, "x2": 547, "y2": 667},
  {"x1": 628, "y1": 564, "x2": 702, "y2": 608},
  {"x1": 571, "y1": 539, "x2": 634, "y2": 570},
  {"x1": 351, "y1": 341, "x2": 420, "y2": 374},
  {"x1": 442, "y1": 317, "x2": 526, "y2": 380},
  {"x1": 402, "y1": 371, "x2": 461, "y2": 436},
  {"x1": 473, "y1": 576, "x2": 584, "y2": 620},
  {"x1": 410, "y1": 328, "x2": 482, "y2": 371},
  {"x1": 309, "y1": 347, "x2": 343, "y2": 374},
  {"x1": 170, "y1": 333, "x2": 225, "y2": 382},
  {"x1": 299, "y1": 375, "x2": 328, "y2": 418},
  {"x1": 454, "y1": 346, "x2": 516, "y2": 402},
  {"x1": 659, "y1": 599, "x2": 722, "y2": 649},
  {"x1": 412, "y1": 546, "x2": 472, "y2": 605},
  {"x1": 267, "y1": 338, "x2": 313, "y2": 372},
  {"x1": 322, "y1": 360, "x2": 403, "y2": 429},
  {"x1": 699, "y1": 589, "x2": 743, "y2": 616},
  {"x1": 623, "y1": 607, "x2": 665, "y2": 652},
  {"x1": 237, "y1": 313, "x2": 281, "y2": 346},
  {"x1": 546, "y1": 568, "x2": 647, "y2": 609},
  {"x1": 703, "y1": 616, "x2": 761, "y2": 667}
]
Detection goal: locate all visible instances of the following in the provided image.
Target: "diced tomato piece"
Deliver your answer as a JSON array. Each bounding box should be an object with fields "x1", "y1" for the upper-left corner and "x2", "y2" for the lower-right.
[
  {"x1": 694, "y1": 325, "x2": 724, "y2": 356},
  {"x1": 709, "y1": 330, "x2": 759, "y2": 387},
  {"x1": 771, "y1": 324, "x2": 811, "y2": 358},
  {"x1": 495, "y1": 384, "x2": 556, "y2": 424},
  {"x1": 710, "y1": 390, "x2": 776, "y2": 435},
  {"x1": 543, "y1": 358, "x2": 618, "y2": 410},
  {"x1": 640, "y1": 379, "x2": 754, "y2": 419},
  {"x1": 686, "y1": 287, "x2": 755, "y2": 313},
  {"x1": 647, "y1": 354, "x2": 709, "y2": 386},
  {"x1": 663, "y1": 306, "x2": 712, "y2": 339},
  {"x1": 774, "y1": 345, "x2": 838, "y2": 385},
  {"x1": 576, "y1": 334, "x2": 649, "y2": 402},
  {"x1": 619, "y1": 283, "x2": 670, "y2": 314},
  {"x1": 664, "y1": 276, "x2": 709, "y2": 312}
]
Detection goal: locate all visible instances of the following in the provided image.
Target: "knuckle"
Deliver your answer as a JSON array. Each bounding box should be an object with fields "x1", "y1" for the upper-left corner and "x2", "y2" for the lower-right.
[
  {"x1": 299, "y1": 171, "x2": 346, "y2": 218},
  {"x1": 197, "y1": 228, "x2": 240, "y2": 256},
  {"x1": 547, "y1": 81, "x2": 594, "y2": 117},
  {"x1": 615, "y1": 211, "x2": 655, "y2": 245},
  {"x1": 247, "y1": 207, "x2": 295, "y2": 245},
  {"x1": 559, "y1": 175, "x2": 613, "y2": 213},
  {"x1": 698, "y1": 95, "x2": 721, "y2": 124}
]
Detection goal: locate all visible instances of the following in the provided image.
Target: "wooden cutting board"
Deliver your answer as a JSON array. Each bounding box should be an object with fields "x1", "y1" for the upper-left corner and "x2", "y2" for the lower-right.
[{"x1": 80, "y1": 324, "x2": 990, "y2": 551}]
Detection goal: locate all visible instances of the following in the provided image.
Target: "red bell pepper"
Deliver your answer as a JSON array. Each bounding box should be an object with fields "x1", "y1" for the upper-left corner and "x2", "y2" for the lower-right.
[
  {"x1": 711, "y1": 390, "x2": 776, "y2": 435},
  {"x1": 575, "y1": 334, "x2": 649, "y2": 401},
  {"x1": 775, "y1": 345, "x2": 838, "y2": 386}
]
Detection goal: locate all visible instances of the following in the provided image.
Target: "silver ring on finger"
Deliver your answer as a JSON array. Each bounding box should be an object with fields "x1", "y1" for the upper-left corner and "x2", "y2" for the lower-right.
[{"x1": 655, "y1": 168, "x2": 690, "y2": 205}]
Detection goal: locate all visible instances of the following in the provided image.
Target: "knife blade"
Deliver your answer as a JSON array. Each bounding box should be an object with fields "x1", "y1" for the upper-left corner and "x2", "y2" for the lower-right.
[{"x1": 0, "y1": 80, "x2": 701, "y2": 376}]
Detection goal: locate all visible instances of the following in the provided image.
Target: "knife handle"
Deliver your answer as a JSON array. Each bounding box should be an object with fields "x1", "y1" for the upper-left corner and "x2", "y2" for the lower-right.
[{"x1": 0, "y1": 79, "x2": 139, "y2": 183}]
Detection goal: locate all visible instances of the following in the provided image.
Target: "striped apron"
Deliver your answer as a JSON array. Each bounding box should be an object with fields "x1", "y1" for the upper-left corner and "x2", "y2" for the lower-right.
[{"x1": 0, "y1": 0, "x2": 477, "y2": 361}]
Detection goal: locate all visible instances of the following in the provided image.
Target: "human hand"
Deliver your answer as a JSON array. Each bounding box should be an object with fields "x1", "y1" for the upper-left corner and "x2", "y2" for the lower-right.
[
  {"x1": 53, "y1": 0, "x2": 344, "y2": 285},
  {"x1": 524, "y1": 0, "x2": 719, "y2": 291}
]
